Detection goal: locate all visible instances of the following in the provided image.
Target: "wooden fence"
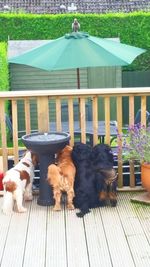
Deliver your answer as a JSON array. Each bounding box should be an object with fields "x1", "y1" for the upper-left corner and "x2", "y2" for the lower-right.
[{"x1": 0, "y1": 87, "x2": 150, "y2": 189}]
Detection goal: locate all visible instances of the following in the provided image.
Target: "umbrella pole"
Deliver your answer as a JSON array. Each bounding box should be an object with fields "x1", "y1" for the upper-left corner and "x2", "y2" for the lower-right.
[
  {"x1": 77, "y1": 68, "x2": 80, "y2": 89},
  {"x1": 77, "y1": 68, "x2": 81, "y2": 128}
]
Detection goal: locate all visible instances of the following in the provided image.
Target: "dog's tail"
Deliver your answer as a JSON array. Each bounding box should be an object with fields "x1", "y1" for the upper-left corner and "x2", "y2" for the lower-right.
[
  {"x1": 2, "y1": 181, "x2": 17, "y2": 214},
  {"x1": 3, "y1": 181, "x2": 17, "y2": 192},
  {"x1": 47, "y1": 164, "x2": 61, "y2": 186}
]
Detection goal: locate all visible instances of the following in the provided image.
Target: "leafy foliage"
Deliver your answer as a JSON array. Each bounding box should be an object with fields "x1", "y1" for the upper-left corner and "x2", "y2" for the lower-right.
[
  {"x1": 118, "y1": 124, "x2": 150, "y2": 164},
  {"x1": 0, "y1": 42, "x2": 9, "y2": 91},
  {"x1": 0, "y1": 12, "x2": 149, "y2": 73}
]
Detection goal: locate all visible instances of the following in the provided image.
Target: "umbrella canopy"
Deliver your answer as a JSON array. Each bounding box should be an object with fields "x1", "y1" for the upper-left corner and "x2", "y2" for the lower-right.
[{"x1": 9, "y1": 32, "x2": 146, "y2": 71}]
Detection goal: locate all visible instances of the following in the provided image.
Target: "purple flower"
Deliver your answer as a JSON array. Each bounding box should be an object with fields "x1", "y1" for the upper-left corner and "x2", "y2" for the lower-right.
[{"x1": 117, "y1": 123, "x2": 150, "y2": 163}]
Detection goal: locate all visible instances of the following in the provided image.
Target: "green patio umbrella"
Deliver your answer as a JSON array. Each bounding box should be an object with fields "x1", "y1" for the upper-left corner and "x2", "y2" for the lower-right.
[{"x1": 9, "y1": 32, "x2": 146, "y2": 88}]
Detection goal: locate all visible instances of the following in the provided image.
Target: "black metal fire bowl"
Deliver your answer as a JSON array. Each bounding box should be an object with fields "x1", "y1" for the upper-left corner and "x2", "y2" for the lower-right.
[{"x1": 21, "y1": 132, "x2": 70, "y2": 206}]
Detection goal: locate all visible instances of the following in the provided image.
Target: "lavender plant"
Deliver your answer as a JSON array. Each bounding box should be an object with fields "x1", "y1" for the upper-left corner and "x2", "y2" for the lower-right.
[{"x1": 119, "y1": 124, "x2": 150, "y2": 164}]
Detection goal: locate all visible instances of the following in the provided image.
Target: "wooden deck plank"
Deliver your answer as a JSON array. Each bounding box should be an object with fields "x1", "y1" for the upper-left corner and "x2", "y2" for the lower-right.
[
  {"x1": 1, "y1": 193, "x2": 150, "y2": 267},
  {"x1": 84, "y1": 208, "x2": 112, "y2": 267},
  {"x1": 117, "y1": 193, "x2": 144, "y2": 236},
  {"x1": 0, "y1": 197, "x2": 12, "y2": 265},
  {"x1": 0, "y1": 199, "x2": 31, "y2": 267},
  {"x1": 65, "y1": 208, "x2": 89, "y2": 267},
  {"x1": 100, "y1": 194, "x2": 135, "y2": 267},
  {"x1": 23, "y1": 197, "x2": 47, "y2": 267},
  {"x1": 128, "y1": 193, "x2": 150, "y2": 267},
  {"x1": 136, "y1": 203, "x2": 150, "y2": 242},
  {"x1": 128, "y1": 234, "x2": 150, "y2": 267},
  {"x1": 117, "y1": 193, "x2": 150, "y2": 267},
  {"x1": 46, "y1": 205, "x2": 67, "y2": 267}
]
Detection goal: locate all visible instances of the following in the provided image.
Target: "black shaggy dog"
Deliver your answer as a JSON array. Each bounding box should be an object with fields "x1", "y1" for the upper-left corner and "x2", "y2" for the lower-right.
[
  {"x1": 91, "y1": 143, "x2": 117, "y2": 207},
  {"x1": 72, "y1": 143, "x2": 100, "y2": 217}
]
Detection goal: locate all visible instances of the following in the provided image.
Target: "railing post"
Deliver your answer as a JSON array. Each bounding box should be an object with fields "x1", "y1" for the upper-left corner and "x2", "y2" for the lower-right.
[
  {"x1": 129, "y1": 96, "x2": 135, "y2": 187},
  {"x1": 12, "y1": 99, "x2": 19, "y2": 164},
  {"x1": 92, "y1": 96, "x2": 98, "y2": 146},
  {"x1": 37, "y1": 96, "x2": 49, "y2": 132},
  {"x1": 80, "y1": 97, "x2": 86, "y2": 143},
  {"x1": 105, "y1": 96, "x2": 110, "y2": 144},
  {"x1": 141, "y1": 96, "x2": 147, "y2": 125},
  {"x1": 0, "y1": 99, "x2": 8, "y2": 171},
  {"x1": 24, "y1": 99, "x2": 31, "y2": 134},
  {"x1": 68, "y1": 98, "x2": 74, "y2": 146},
  {"x1": 117, "y1": 96, "x2": 123, "y2": 188},
  {"x1": 55, "y1": 97, "x2": 62, "y2": 131}
]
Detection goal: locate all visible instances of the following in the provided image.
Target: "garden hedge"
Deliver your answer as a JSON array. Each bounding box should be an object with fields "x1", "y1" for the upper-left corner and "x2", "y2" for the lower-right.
[
  {"x1": 0, "y1": 11, "x2": 150, "y2": 80},
  {"x1": 0, "y1": 42, "x2": 9, "y2": 91}
]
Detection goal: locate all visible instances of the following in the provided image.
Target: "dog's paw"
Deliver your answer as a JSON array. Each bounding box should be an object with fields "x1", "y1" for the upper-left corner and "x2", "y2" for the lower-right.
[
  {"x1": 76, "y1": 211, "x2": 85, "y2": 218},
  {"x1": 18, "y1": 207, "x2": 27, "y2": 213},
  {"x1": 2, "y1": 208, "x2": 13, "y2": 215},
  {"x1": 53, "y1": 205, "x2": 61, "y2": 211},
  {"x1": 76, "y1": 209, "x2": 90, "y2": 218},
  {"x1": 99, "y1": 200, "x2": 107, "y2": 207},
  {"x1": 110, "y1": 200, "x2": 117, "y2": 207},
  {"x1": 24, "y1": 195, "x2": 33, "y2": 201},
  {"x1": 67, "y1": 204, "x2": 75, "y2": 210}
]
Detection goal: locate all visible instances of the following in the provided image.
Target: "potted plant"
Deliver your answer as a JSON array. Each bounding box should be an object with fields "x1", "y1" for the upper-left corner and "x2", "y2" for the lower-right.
[{"x1": 118, "y1": 123, "x2": 150, "y2": 193}]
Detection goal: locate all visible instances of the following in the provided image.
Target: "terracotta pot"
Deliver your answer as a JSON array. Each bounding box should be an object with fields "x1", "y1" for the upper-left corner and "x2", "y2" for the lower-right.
[{"x1": 141, "y1": 164, "x2": 150, "y2": 192}]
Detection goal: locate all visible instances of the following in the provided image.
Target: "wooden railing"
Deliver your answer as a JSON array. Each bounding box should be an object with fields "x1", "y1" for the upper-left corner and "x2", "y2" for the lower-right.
[{"x1": 1, "y1": 87, "x2": 150, "y2": 189}]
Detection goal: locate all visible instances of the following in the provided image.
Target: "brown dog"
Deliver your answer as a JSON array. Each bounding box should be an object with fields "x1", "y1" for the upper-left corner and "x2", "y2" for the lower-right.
[
  {"x1": 47, "y1": 145, "x2": 76, "y2": 211},
  {"x1": 99, "y1": 168, "x2": 118, "y2": 207}
]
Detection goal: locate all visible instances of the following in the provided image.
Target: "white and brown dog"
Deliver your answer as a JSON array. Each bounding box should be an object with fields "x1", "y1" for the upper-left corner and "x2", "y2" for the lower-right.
[{"x1": 2, "y1": 151, "x2": 38, "y2": 214}]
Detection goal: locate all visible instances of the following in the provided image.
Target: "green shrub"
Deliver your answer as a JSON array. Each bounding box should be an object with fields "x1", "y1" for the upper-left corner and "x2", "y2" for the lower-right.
[
  {"x1": 0, "y1": 12, "x2": 150, "y2": 71},
  {"x1": 0, "y1": 42, "x2": 9, "y2": 91},
  {"x1": 0, "y1": 42, "x2": 9, "y2": 131}
]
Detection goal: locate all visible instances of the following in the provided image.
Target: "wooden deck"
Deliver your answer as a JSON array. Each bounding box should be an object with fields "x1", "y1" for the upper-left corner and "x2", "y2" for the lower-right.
[{"x1": 1, "y1": 192, "x2": 150, "y2": 267}]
